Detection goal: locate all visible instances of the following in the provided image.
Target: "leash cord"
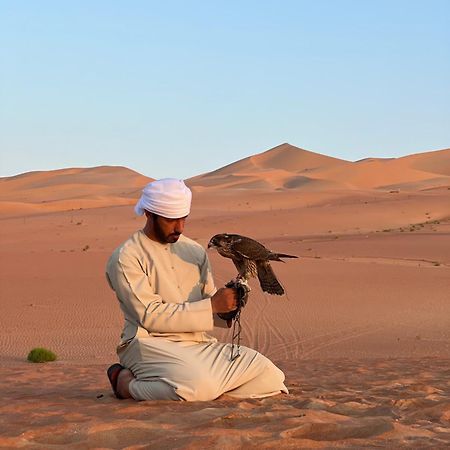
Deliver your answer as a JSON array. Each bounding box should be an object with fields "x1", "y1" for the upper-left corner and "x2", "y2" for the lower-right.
[{"x1": 230, "y1": 308, "x2": 242, "y2": 361}]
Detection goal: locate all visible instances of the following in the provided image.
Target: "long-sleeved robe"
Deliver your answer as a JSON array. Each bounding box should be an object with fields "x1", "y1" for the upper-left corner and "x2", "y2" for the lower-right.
[{"x1": 106, "y1": 230, "x2": 288, "y2": 401}]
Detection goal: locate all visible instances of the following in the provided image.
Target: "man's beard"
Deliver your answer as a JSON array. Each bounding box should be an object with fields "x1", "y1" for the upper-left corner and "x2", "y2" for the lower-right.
[{"x1": 154, "y1": 218, "x2": 181, "y2": 244}]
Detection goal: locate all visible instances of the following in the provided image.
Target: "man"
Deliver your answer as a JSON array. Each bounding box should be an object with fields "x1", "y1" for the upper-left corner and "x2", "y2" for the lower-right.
[{"x1": 106, "y1": 178, "x2": 288, "y2": 401}]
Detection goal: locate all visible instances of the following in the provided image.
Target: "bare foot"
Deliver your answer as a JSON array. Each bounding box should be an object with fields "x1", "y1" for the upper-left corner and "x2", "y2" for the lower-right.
[{"x1": 116, "y1": 368, "x2": 135, "y2": 399}]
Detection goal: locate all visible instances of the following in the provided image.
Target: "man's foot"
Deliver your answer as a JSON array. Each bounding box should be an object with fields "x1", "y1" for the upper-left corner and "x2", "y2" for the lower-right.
[
  {"x1": 107, "y1": 363, "x2": 125, "y2": 399},
  {"x1": 116, "y1": 368, "x2": 134, "y2": 399}
]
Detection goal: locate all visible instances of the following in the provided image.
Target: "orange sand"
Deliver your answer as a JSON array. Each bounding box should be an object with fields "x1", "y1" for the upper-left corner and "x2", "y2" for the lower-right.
[{"x1": 1, "y1": 144, "x2": 449, "y2": 448}]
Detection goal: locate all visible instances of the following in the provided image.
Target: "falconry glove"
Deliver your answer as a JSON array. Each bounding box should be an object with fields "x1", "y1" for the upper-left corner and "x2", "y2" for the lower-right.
[{"x1": 217, "y1": 279, "x2": 250, "y2": 328}]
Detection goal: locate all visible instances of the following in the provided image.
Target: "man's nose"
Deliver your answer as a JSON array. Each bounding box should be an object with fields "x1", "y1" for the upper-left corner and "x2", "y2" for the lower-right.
[{"x1": 174, "y1": 219, "x2": 185, "y2": 233}]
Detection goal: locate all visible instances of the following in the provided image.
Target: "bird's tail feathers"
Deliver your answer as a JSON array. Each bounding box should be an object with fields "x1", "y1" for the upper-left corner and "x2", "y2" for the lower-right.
[{"x1": 271, "y1": 252, "x2": 298, "y2": 262}]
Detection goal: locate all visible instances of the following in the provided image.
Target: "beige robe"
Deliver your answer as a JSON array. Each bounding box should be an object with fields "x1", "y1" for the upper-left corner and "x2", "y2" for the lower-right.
[{"x1": 106, "y1": 230, "x2": 288, "y2": 401}]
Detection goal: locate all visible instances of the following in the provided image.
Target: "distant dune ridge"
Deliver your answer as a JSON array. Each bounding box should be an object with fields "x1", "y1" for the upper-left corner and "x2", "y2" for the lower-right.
[
  {"x1": 0, "y1": 144, "x2": 449, "y2": 215},
  {"x1": 0, "y1": 166, "x2": 153, "y2": 216},
  {"x1": 187, "y1": 143, "x2": 450, "y2": 191}
]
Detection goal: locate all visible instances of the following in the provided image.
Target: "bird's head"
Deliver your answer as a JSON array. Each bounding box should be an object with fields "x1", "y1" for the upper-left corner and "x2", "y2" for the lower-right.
[{"x1": 207, "y1": 233, "x2": 232, "y2": 250}]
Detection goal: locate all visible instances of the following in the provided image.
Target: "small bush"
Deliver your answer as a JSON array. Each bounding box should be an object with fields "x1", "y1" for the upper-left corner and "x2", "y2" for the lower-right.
[{"x1": 27, "y1": 347, "x2": 57, "y2": 363}]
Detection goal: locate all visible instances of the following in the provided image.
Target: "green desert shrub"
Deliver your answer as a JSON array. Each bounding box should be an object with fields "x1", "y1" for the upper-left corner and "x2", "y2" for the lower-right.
[{"x1": 27, "y1": 347, "x2": 57, "y2": 363}]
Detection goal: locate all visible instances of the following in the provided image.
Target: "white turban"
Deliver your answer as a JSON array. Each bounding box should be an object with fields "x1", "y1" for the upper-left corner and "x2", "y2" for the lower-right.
[{"x1": 134, "y1": 178, "x2": 192, "y2": 218}]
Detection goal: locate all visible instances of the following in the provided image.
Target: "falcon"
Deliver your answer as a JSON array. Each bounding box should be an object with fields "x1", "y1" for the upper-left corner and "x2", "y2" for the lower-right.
[{"x1": 208, "y1": 233, "x2": 298, "y2": 295}]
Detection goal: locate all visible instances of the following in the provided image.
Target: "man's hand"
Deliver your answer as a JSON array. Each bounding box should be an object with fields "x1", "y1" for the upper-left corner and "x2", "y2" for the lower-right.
[{"x1": 211, "y1": 288, "x2": 238, "y2": 314}]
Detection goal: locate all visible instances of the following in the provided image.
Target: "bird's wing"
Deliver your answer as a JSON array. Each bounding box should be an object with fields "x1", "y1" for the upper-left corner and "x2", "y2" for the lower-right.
[{"x1": 231, "y1": 236, "x2": 271, "y2": 260}]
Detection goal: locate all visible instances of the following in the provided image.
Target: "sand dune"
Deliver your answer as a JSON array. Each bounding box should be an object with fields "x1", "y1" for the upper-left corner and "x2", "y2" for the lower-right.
[
  {"x1": 405, "y1": 148, "x2": 450, "y2": 177},
  {"x1": 1, "y1": 145, "x2": 449, "y2": 217},
  {"x1": 187, "y1": 144, "x2": 450, "y2": 192},
  {"x1": 1, "y1": 144, "x2": 450, "y2": 448},
  {"x1": 188, "y1": 143, "x2": 351, "y2": 190},
  {"x1": 0, "y1": 166, "x2": 152, "y2": 216},
  {"x1": 251, "y1": 142, "x2": 349, "y2": 171},
  {"x1": 313, "y1": 151, "x2": 450, "y2": 190}
]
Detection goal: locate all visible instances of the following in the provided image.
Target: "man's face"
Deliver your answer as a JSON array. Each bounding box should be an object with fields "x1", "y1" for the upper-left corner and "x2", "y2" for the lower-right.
[{"x1": 153, "y1": 215, "x2": 187, "y2": 244}]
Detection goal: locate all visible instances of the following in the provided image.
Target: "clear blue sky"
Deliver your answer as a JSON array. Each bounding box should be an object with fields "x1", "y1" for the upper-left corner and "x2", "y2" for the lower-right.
[{"x1": 1, "y1": 0, "x2": 449, "y2": 179}]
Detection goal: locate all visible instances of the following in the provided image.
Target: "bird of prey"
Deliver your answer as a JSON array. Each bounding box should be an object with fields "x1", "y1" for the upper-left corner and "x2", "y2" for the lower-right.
[{"x1": 208, "y1": 233, "x2": 298, "y2": 295}]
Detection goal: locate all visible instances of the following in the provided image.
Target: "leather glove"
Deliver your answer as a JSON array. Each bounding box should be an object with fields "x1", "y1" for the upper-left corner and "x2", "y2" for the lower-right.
[{"x1": 218, "y1": 279, "x2": 250, "y2": 328}]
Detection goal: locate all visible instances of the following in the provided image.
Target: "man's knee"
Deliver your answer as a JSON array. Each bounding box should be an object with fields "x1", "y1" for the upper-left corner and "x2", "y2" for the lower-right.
[
  {"x1": 249, "y1": 355, "x2": 287, "y2": 393},
  {"x1": 266, "y1": 361, "x2": 286, "y2": 383},
  {"x1": 180, "y1": 373, "x2": 220, "y2": 401},
  {"x1": 252, "y1": 352, "x2": 285, "y2": 379}
]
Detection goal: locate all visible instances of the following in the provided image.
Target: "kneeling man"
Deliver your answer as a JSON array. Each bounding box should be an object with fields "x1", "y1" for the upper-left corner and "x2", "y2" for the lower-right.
[{"x1": 106, "y1": 178, "x2": 288, "y2": 401}]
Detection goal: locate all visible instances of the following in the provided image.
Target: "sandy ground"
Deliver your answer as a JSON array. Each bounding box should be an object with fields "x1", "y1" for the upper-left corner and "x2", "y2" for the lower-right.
[
  {"x1": 1, "y1": 146, "x2": 450, "y2": 448},
  {"x1": 1, "y1": 358, "x2": 449, "y2": 449}
]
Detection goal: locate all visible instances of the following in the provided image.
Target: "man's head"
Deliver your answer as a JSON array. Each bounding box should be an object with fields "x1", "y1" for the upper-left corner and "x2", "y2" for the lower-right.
[{"x1": 135, "y1": 178, "x2": 192, "y2": 244}]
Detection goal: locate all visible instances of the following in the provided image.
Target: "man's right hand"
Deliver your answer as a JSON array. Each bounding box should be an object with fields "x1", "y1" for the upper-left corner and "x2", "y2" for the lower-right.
[{"x1": 211, "y1": 288, "x2": 238, "y2": 314}]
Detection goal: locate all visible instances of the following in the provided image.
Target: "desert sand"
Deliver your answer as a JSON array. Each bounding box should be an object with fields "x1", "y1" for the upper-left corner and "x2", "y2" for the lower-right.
[{"x1": 1, "y1": 144, "x2": 449, "y2": 448}]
